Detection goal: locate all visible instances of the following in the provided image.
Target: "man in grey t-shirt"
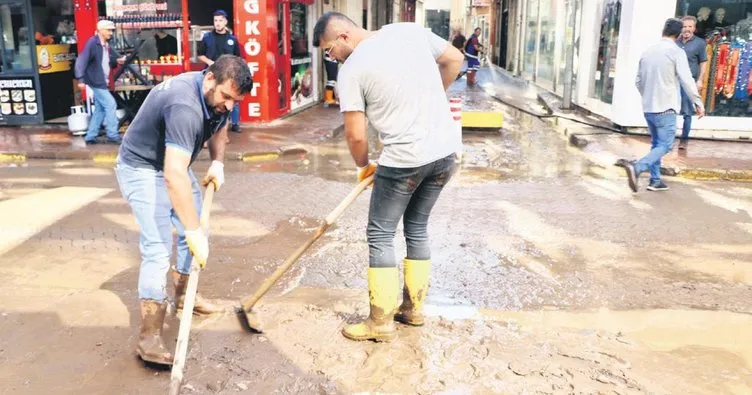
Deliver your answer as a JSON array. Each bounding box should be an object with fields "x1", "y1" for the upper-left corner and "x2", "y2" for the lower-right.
[
  {"x1": 313, "y1": 12, "x2": 464, "y2": 342},
  {"x1": 676, "y1": 15, "x2": 708, "y2": 150},
  {"x1": 116, "y1": 55, "x2": 252, "y2": 367}
]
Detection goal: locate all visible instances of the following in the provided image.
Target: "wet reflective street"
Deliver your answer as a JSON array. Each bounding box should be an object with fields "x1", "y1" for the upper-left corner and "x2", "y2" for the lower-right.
[{"x1": 1, "y1": 84, "x2": 751, "y2": 394}]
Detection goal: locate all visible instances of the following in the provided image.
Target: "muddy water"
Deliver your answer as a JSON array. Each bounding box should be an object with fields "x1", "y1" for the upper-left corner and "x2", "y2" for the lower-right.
[{"x1": 172, "y1": 288, "x2": 752, "y2": 394}]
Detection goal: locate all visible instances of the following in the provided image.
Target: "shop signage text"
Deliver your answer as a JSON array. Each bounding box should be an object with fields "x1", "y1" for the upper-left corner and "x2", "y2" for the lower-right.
[
  {"x1": 112, "y1": 3, "x2": 168, "y2": 12},
  {"x1": 239, "y1": 0, "x2": 265, "y2": 120},
  {"x1": 37, "y1": 44, "x2": 75, "y2": 74},
  {"x1": 0, "y1": 77, "x2": 39, "y2": 122}
]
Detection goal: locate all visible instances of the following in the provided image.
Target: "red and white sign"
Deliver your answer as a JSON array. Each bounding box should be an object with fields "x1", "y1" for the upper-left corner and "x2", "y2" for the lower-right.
[{"x1": 235, "y1": 0, "x2": 267, "y2": 122}]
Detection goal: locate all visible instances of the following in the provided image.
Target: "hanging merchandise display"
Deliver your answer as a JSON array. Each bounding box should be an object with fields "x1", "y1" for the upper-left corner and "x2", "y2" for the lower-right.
[
  {"x1": 733, "y1": 42, "x2": 752, "y2": 101},
  {"x1": 680, "y1": 1, "x2": 752, "y2": 117},
  {"x1": 723, "y1": 40, "x2": 742, "y2": 99},
  {"x1": 701, "y1": 39, "x2": 715, "y2": 104}
]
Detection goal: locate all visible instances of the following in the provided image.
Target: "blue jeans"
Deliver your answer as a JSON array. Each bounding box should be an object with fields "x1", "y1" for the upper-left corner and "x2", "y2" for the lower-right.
[
  {"x1": 367, "y1": 154, "x2": 457, "y2": 268},
  {"x1": 84, "y1": 87, "x2": 119, "y2": 141},
  {"x1": 635, "y1": 112, "x2": 676, "y2": 183},
  {"x1": 231, "y1": 103, "x2": 239, "y2": 126},
  {"x1": 115, "y1": 160, "x2": 202, "y2": 301},
  {"x1": 679, "y1": 88, "x2": 694, "y2": 141}
]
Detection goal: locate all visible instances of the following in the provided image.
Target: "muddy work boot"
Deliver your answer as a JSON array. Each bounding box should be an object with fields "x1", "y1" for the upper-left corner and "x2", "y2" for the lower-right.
[
  {"x1": 342, "y1": 267, "x2": 399, "y2": 342},
  {"x1": 395, "y1": 259, "x2": 430, "y2": 326},
  {"x1": 173, "y1": 271, "x2": 227, "y2": 316},
  {"x1": 136, "y1": 300, "x2": 173, "y2": 365}
]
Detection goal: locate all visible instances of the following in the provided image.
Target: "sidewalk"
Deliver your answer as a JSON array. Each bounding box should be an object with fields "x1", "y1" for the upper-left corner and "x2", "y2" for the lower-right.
[
  {"x1": 0, "y1": 105, "x2": 344, "y2": 163},
  {"x1": 555, "y1": 118, "x2": 752, "y2": 182}
]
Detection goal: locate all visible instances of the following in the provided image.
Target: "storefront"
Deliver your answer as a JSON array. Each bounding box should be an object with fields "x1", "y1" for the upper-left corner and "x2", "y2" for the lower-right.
[
  {"x1": 575, "y1": 0, "x2": 752, "y2": 131},
  {"x1": 0, "y1": 0, "x2": 74, "y2": 125},
  {"x1": 234, "y1": 0, "x2": 319, "y2": 122},
  {"x1": 514, "y1": 0, "x2": 578, "y2": 94},
  {"x1": 1, "y1": 0, "x2": 321, "y2": 126}
]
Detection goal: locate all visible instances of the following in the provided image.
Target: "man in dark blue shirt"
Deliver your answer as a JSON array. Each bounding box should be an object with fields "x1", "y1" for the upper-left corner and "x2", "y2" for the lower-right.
[
  {"x1": 464, "y1": 27, "x2": 483, "y2": 85},
  {"x1": 197, "y1": 9, "x2": 243, "y2": 132},
  {"x1": 116, "y1": 55, "x2": 252, "y2": 367},
  {"x1": 676, "y1": 16, "x2": 708, "y2": 150}
]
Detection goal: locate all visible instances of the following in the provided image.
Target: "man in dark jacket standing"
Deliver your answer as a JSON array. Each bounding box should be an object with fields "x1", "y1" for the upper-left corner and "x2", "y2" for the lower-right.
[
  {"x1": 451, "y1": 27, "x2": 466, "y2": 80},
  {"x1": 198, "y1": 10, "x2": 243, "y2": 132},
  {"x1": 75, "y1": 20, "x2": 125, "y2": 144}
]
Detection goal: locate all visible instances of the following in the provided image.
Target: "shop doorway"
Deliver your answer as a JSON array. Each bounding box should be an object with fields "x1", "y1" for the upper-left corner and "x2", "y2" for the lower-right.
[
  {"x1": 0, "y1": 0, "x2": 43, "y2": 125},
  {"x1": 496, "y1": 0, "x2": 509, "y2": 68},
  {"x1": 272, "y1": 0, "x2": 317, "y2": 118},
  {"x1": 371, "y1": 0, "x2": 391, "y2": 29},
  {"x1": 589, "y1": 0, "x2": 620, "y2": 104},
  {"x1": 401, "y1": 0, "x2": 415, "y2": 23}
]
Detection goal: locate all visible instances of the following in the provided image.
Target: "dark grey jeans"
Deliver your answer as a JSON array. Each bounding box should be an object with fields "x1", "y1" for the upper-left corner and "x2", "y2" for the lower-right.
[{"x1": 367, "y1": 154, "x2": 457, "y2": 268}]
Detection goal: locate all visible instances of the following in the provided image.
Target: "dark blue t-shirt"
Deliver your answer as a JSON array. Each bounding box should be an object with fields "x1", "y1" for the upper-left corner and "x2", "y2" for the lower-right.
[
  {"x1": 465, "y1": 34, "x2": 480, "y2": 56},
  {"x1": 198, "y1": 31, "x2": 241, "y2": 64},
  {"x1": 118, "y1": 71, "x2": 228, "y2": 170},
  {"x1": 676, "y1": 35, "x2": 708, "y2": 80}
]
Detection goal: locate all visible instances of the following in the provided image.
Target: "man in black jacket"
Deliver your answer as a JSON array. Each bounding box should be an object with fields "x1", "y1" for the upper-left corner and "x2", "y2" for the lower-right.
[
  {"x1": 451, "y1": 27, "x2": 466, "y2": 80},
  {"x1": 75, "y1": 19, "x2": 125, "y2": 144}
]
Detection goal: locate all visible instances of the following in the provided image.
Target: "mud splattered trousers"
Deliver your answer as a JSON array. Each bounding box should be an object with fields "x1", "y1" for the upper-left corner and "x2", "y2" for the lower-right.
[
  {"x1": 367, "y1": 154, "x2": 457, "y2": 268},
  {"x1": 115, "y1": 159, "x2": 202, "y2": 301}
]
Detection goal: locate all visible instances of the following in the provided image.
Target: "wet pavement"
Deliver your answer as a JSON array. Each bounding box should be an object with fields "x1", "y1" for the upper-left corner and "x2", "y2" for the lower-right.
[
  {"x1": 0, "y1": 105, "x2": 344, "y2": 161},
  {"x1": 2, "y1": 74, "x2": 752, "y2": 394}
]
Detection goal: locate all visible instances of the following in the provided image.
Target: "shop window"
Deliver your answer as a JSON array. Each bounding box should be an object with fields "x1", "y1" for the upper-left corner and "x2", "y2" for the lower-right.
[
  {"x1": 524, "y1": 0, "x2": 539, "y2": 76},
  {"x1": 536, "y1": 0, "x2": 558, "y2": 87},
  {"x1": 590, "y1": 0, "x2": 620, "y2": 104},
  {"x1": 278, "y1": 2, "x2": 287, "y2": 111},
  {"x1": 290, "y1": 3, "x2": 314, "y2": 111},
  {"x1": 679, "y1": 1, "x2": 752, "y2": 117},
  {"x1": 426, "y1": 9, "x2": 450, "y2": 40},
  {"x1": 1, "y1": 2, "x2": 34, "y2": 72},
  {"x1": 557, "y1": 0, "x2": 581, "y2": 95}
]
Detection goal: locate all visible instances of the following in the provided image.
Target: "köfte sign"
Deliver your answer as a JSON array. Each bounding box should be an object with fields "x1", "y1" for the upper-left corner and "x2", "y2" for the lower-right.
[{"x1": 236, "y1": 0, "x2": 267, "y2": 122}]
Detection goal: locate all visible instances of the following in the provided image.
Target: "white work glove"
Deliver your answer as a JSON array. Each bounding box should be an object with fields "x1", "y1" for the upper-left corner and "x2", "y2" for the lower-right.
[
  {"x1": 202, "y1": 160, "x2": 225, "y2": 191},
  {"x1": 357, "y1": 161, "x2": 378, "y2": 183},
  {"x1": 184, "y1": 228, "x2": 209, "y2": 270}
]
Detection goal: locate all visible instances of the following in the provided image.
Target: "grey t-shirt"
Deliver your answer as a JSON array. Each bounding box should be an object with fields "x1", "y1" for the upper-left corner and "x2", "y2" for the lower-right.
[
  {"x1": 337, "y1": 23, "x2": 461, "y2": 168},
  {"x1": 676, "y1": 35, "x2": 707, "y2": 80},
  {"x1": 118, "y1": 71, "x2": 228, "y2": 170}
]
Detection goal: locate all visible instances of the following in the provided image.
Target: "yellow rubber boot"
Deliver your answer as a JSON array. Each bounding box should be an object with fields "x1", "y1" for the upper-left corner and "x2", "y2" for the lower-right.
[
  {"x1": 342, "y1": 267, "x2": 399, "y2": 342},
  {"x1": 324, "y1": 89, "x2": 336, "y2": 105},
  {"x1": 395, "y1": 259, "x2": 430, "y2": 326}
]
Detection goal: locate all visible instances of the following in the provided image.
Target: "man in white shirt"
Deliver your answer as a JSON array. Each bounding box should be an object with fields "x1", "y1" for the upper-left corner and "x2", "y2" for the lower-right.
[
  {"x1": 313, "y1": 13, "x2": 464, "y2": 342},
  {"x1": 628, "y1": 18, "x2": 704, "y2": 192}
]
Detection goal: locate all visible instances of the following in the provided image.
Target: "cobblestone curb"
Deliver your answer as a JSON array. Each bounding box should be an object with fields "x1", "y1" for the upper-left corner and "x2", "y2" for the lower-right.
[{"x1": 553, "y1": 121, "x2": 752, "y2": 183}]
